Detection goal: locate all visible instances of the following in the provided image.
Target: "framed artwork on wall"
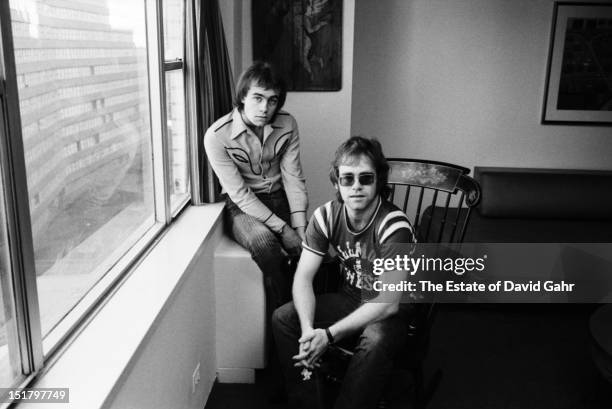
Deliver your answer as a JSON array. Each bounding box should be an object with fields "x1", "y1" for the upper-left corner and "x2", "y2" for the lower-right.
[
  {"x1": 252, "y1": 0, "x2": 342, "y2": 91},
  {"x1": 542, "y1": 2, "x2": 612, "y2": 125}
]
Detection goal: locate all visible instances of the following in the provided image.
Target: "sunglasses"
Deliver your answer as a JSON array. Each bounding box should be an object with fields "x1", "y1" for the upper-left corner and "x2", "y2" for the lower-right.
[{"x1": 338, "y1": 172, "x2": 376, "y2": 187}]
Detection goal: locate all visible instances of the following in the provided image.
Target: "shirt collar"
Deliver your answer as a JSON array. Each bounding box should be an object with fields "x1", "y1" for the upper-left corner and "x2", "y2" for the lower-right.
[
  {"x1": 230, "y1": 108, "x2": 248, "y2": 139},
  {"x1": 343, "y1": 196, "x2": 382, "y2": 235},
  {"x1": 269, "y1": 111, "x2": 284, "y2": 129},
  {"x1": 231, "y1": 108, "x2": 282, "y2": 141}
]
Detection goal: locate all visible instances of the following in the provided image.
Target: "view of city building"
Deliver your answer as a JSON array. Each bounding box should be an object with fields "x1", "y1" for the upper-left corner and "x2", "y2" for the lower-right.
[{"x1": 0, "y1": 1, "x2": 186, "y2": 387}]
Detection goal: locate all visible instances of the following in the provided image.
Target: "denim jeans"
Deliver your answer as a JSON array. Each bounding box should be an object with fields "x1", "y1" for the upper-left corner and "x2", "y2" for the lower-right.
[
  {"x1": 272, "y1": 293, "x2": 412, "y2": 409},
  {"x1": 224, "y1": 189, "x2": 294, "y2": 309},
  {"x1": 224, "y1": 190, "x2": 295, "y2": 372}
]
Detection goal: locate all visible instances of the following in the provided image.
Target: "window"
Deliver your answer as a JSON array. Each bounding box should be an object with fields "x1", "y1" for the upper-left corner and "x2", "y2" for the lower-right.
[
  {"x1": 0, "y1": 151, "x2": 21, "y2": 389},
  {"x1": 163, "y1": 0, "x2": 190, "y2": 212},
  {"x1": 0, "y1": 0, "x2": 191, "y2": 394}
]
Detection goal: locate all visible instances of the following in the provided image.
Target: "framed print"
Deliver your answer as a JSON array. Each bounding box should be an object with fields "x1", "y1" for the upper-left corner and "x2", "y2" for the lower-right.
[
  {"x1": 252, "y1": 0, "x2": 342, "y2": 91},
  {"x1": 542, "y1": 2, "x2": 612, "y2": 124}
]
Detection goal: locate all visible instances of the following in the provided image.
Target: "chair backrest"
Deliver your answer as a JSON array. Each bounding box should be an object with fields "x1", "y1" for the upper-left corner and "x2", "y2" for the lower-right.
[
  {"x1": 386, "y1": 158, "x2": 481, "y2": 244},
  {"x1": 387, "y1": 159, "x2": 482, "y2": 386}
]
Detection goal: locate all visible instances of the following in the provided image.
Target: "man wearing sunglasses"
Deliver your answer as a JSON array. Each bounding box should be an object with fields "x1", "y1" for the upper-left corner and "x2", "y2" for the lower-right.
[{"x1": 273, "y1": 136, "x2": 416, "y2": 409}]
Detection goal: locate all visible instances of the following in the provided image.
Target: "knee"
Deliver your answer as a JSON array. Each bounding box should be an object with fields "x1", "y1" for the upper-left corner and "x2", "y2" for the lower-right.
[
  {"x1": 245, "y1": 227, "x2": 281, "y2": 259},
  {"x1": 358, "y1": 321, "x2": 407, "y2": 353},
  {"x1": 359, "y1": 325, "x2": 385, "y2": 349},
  {"x1": 272, "y1": 302, "x2": 298, "y2": 332}
]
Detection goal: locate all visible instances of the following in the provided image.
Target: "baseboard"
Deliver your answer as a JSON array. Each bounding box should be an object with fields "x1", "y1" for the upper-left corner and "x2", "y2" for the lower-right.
[{"x1": 217, "y1": 368, "x2": 256, "y2": 384}]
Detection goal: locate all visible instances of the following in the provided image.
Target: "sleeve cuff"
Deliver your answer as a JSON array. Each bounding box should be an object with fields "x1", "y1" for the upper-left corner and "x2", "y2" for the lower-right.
[
  {"x1": 302, "y1": 242, "x2": 326, "y2": 256},
  {"x1": 290, "y1": 211, "x2": 307, "y2": 228},
  {"x1": 266, "y1": 214, "x2": 287, "y2": 234}
]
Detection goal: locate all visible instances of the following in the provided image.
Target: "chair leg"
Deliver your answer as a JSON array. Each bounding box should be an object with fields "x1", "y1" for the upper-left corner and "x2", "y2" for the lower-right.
[
  {"x1": 414, "y1": 366, "x2": 443, "y2": 409},
  {"x1": 414, "y1": 362, "x2": 425, "y2": 409}
]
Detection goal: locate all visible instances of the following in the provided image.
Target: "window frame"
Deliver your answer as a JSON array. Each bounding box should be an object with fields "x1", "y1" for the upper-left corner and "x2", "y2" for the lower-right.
[
  {"x1": 0, "y1": 0, "x2": 194, "y2": 397},
  {"x1": 160, "y1": 0, "x2": 191, "y2": 216},
  {"x1": 0, "y1": 0, "x2": 44, "y2": 384}
]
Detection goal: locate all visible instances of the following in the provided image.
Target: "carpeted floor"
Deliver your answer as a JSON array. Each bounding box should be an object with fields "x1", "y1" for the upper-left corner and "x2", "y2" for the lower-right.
[{"x1": 205, "y1": 304, "x2": 612, "y2": 409}]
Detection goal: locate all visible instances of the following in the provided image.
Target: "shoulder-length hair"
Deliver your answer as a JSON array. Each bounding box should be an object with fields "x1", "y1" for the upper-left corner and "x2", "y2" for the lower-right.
[
  {"x1": 233, "y1": 61, "x2": 287, "y2": 115},
  {"x1": 329, "y1": 136, "x2": 391, "y2": 202}
]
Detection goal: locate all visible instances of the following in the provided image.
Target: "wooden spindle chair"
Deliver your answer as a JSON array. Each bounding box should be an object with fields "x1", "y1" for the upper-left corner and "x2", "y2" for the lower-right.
[{"x1": 321, "y1": 159, "x2": 481, "y2": 409}]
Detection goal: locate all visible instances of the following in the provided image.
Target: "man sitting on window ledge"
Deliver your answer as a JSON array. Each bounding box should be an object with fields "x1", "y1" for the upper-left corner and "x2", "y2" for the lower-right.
[
  {"x1": 204, "y1": 61, "x2": 308, "y2": 388},
  {"x1": 272, "y1": 136, "x2": 416, "y2": 409}
]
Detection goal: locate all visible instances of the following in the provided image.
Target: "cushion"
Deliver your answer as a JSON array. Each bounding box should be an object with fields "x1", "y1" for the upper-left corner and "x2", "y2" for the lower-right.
[
  {"x1": 464, "y1": 211, "x2": 612, "y2": 243},
  {"x1": 422, "y1": 207, "x2": 612, "y2": 242},
  {"x1": 474, "y1": 167, "x2": 612, "y2": 220}
]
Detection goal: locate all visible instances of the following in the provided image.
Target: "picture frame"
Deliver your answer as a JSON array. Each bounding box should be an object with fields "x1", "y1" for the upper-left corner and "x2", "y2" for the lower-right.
[
  {"x1": 542, "y1": 2, "x2": 612, "y2": 125},
  {"x1": 252, "y1": 0, "x2": 342, "y2": 92}
]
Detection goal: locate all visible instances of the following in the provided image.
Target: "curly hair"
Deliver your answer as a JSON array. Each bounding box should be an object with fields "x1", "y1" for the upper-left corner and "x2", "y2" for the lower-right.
[{"x1": 329, "y1": 136, "x2": 391, "y2": 202}]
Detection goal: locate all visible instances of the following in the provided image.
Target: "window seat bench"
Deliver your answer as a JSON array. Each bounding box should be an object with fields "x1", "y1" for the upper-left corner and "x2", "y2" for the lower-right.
[{"x1": 214, "y1": 236, "x2": 266, "y2": 383}]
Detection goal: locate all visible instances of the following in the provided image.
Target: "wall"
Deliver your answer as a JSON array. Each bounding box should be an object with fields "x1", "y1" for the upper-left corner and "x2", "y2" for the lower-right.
[
  {"x1": 221, "y1": 0, "x2": 356, "y2": 210},
  {"x1": 103, "y1": 224, "x2": 221, "y2": 409},
  {"x1": 351, "y1": 0, "x2": 612, "y2": 172}
]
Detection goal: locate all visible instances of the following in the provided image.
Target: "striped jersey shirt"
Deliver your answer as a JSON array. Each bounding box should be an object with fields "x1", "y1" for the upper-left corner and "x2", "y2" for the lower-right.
[{"x1": 303, "y1": 197, "x2": 416, "y2": 300}]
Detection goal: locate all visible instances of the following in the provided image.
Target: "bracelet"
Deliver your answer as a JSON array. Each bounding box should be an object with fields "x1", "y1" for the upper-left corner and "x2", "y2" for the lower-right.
[{"x1": 325, "y1": 327, "x2": 334, "y2": 345}]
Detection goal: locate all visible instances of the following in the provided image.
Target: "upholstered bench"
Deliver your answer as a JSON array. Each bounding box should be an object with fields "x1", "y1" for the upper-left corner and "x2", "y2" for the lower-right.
[
  {"x1": 214, "y1": 236, "x2": 265, "y2": 383},
  {"x1": 462, "y1": 167, "x2": 612, "y2": 385},
  {"x1": 464, "y1": 167, "x2": 612, "y2": 243}
]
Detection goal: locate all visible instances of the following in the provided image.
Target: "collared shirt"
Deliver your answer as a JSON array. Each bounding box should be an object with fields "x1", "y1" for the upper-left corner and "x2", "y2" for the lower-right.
[{"x1": 204, "y1": 108, "x2": 308, "y2": 232}]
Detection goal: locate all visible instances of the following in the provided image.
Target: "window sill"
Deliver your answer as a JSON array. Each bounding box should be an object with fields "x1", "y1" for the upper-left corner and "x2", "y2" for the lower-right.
[{"x1": 15, "y1": 203, "x2": 224, "y2": 409}]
